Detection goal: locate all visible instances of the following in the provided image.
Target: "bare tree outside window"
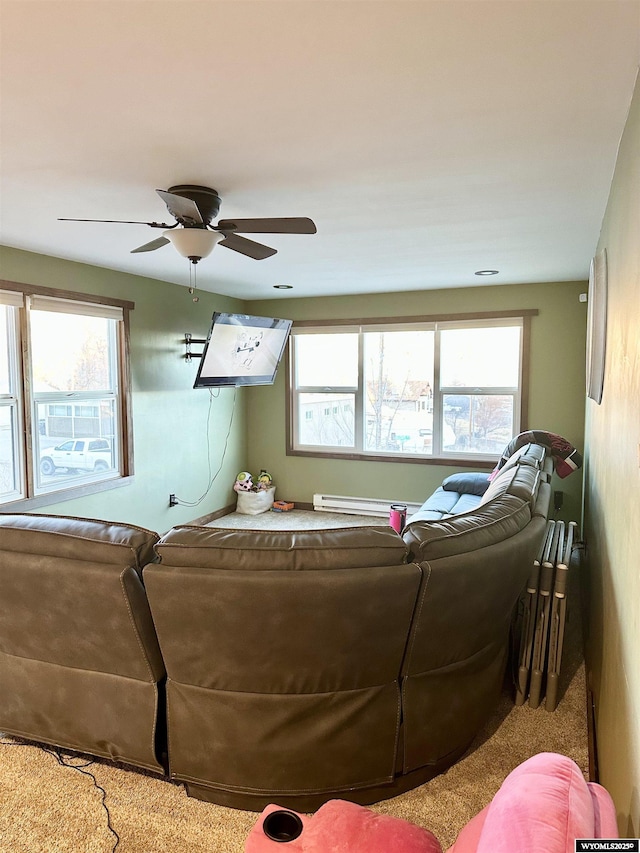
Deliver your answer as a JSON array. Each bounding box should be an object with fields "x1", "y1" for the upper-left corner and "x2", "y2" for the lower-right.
[
  {"x1": 290, "y1": 316, "x2": 525, "y2": 461},
  {"x1": 364, "y1": 330, "x2": 434, "y2": 454}
]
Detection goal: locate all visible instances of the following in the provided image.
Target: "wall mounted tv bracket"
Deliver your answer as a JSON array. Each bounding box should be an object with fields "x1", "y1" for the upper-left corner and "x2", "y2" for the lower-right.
[{"x1": 183, "y1": 333, "x2": 206, "y2": 362}]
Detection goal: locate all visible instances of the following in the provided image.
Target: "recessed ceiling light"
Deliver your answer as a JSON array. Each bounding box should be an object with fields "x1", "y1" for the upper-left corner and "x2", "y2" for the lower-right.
[
  {"x1": 273, "y1": 284, "x2": 293, "y2": 289},
  {"x1": 475, "y1": 269, "x2": 499, "y2": 276}
]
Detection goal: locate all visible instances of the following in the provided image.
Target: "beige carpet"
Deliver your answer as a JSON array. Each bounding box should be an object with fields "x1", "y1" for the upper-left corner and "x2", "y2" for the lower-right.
[{"x1": 0, "y1": 540, "x2": 588, "y2": 853}]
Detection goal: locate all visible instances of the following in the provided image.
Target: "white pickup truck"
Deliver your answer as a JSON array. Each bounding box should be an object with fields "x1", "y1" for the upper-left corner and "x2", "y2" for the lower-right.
[{"x1": 40, "y1": 439, "x2": 113, "y2": 476}]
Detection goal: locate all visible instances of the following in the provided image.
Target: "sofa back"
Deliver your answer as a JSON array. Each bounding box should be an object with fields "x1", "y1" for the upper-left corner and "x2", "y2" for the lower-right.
[
  {"x1": 155, "y1": 524, "x2": 408, "y2": 570},
  {"x1": 494, "y1": 441, "x2": 551, "y2": 476},
  {"x1": 398, "y1": 454, "x2": 550, "y2": 773},
  {"x1": 400, "y1": 512, "x2": 548, "y2": 773},
  {"x1": 144, "y1": 525, "x2": 419, "y2": 808},
  {"x1": 0, "y1": 512, "x2": 165, "y2": 772}
]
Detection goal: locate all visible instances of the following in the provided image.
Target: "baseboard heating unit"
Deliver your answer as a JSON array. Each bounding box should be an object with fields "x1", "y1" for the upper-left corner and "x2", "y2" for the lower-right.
[{"x1": 312, "y1": 494, "x2": 422, "y2": 518}]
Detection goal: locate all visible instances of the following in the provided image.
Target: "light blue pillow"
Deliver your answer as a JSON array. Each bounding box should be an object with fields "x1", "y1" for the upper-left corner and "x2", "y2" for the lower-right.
[{"x1": 441, "y1": 472, "x2": 490, "y2": 496}]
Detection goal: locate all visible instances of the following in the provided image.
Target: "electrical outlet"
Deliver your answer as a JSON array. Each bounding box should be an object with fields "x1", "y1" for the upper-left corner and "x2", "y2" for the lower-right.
[{"x1": 169, "y1": 494, "x2": 178, "y2": 508}]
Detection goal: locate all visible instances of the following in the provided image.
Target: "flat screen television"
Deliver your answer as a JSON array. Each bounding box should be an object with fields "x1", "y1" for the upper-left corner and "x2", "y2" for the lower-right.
[{"x1": 193, "y1": 312, "x2": 293, "y2": 388}]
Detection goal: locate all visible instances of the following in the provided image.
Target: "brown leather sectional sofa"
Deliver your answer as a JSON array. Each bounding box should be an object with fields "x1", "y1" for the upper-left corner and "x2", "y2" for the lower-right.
[
  {"x1": 0, "y1": 443, "x2": 551, "y2": 810},
  {"x1": 0, "y1": 514, "x2": 165, "y2": 773}
]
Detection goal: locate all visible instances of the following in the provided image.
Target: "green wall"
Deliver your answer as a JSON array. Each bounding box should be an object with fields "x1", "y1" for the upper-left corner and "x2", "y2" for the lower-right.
[
  {"x1": 0, "y1": 246, "x2": 246, "y2": 533},
  {"x1": 584, "y1": 71, "x2": 640, "y2": 836},
  {"x1": 1, "y1": 247, "x2": 589, "y2": 533},
  {"x1": 247, "y1": 280, "x2": 588, "y2": 521}
]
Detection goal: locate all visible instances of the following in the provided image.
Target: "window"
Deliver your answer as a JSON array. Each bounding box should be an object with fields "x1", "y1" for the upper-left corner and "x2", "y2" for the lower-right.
[
  {"x1": 0, "y1": 294, "x2": 23, "y2": 502},
  {"x1": 0, "y1": 285, "x2": 133, "y2": 507},
  {"x1": 288, "y1": 313, "x2": 533, "y2": 463}
]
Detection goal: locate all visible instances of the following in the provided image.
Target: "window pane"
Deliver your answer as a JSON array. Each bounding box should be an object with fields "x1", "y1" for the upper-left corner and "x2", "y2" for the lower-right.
[
  {"x1": 0, "y1": 406, "x2": 19, "y2": 497},
  {"x1": 363, "y1": 330, "x2": 434, "y2": 454},
  {"x1": 0, "y1": 306, "x2": 21, "y2": 501},
  {"x1": 288, "y1": 317, "x2": 526, "y2": 462},
  {"x1": 36, "y1": 398, "x2": 118, "y2": 489},
  {"x1": 440, "y1": 326, "x2": 520, "y2": 388},
  {"x1": 30, "y1": 303, "x2": 122, "y2": 495},
  {"x1": 30, "y1": 310, "x2": 114, "y2": 393},
  {"x1": 35, "y1": 398, "x2": 118, "y2": 491},
  {"x1": 443, "y1": 394, "x2": 514, "y2": 454},
  {"x1": 297, "y1": 393, "x2": 355, "y2": 447},
  {"x1": 295, "y1": 334, "x2": 358, "y2": 387},
  {"x1": 0, "y1": 306, "x2": 13, "y2": 395}
]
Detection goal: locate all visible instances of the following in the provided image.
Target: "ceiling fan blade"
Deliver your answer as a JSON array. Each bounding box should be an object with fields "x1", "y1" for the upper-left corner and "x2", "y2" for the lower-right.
[
  {"x1": 131, "y1": 236, "x2": 170, "y2": 254},
  {"x1": 219, "y1": 233, "x2": 277, "y2": 260},
  {"x1": 216, "y1": 217, "x2": 316, "y2": 234},
  {"x1": 156, "y1": 190, "x2": 203, "y2": 226},
  {"x1": 59, "y1": 218, "x2": 171, "y2": 228}
]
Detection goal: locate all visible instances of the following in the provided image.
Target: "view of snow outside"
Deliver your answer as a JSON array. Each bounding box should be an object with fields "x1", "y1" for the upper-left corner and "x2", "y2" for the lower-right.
[{"x1": 296, "y1": 324, "x2": 519, "y2": 455}]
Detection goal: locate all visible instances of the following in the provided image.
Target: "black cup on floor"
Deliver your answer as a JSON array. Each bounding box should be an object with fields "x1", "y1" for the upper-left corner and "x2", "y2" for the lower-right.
[{"x1": 262, "y1": 809, "x2": 304, "y2": 843}]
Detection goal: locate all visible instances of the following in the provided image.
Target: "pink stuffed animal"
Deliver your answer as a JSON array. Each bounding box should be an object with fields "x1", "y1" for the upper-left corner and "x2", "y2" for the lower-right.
[{"x1": 245, "y1": 799, "x2": 442, "y2": 853}]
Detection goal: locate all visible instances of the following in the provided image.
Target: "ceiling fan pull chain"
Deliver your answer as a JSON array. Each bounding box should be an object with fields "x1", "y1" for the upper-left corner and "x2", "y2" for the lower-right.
[{"x1": 189, "y1": 264, "x2": 199, "y2": 302}]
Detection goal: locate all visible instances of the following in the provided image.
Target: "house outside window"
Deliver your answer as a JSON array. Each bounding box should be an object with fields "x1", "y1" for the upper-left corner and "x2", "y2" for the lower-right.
[
  {"x1": 288, "y1": 312, "x2": 534, "y2": 464},
  {"x1": 0, "y1": 285, "x2": 133, "y2": 507}
]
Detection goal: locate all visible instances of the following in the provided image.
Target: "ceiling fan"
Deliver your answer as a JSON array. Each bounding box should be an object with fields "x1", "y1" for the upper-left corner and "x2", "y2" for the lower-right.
[{"x1": 59, "y1": 185, "x2": 317, "y2": 263}]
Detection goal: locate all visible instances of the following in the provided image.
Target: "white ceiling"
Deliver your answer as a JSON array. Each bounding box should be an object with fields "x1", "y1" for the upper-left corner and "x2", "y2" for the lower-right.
[{"x1": 1, "y1": 1, "x2": 639, "y2": 300}]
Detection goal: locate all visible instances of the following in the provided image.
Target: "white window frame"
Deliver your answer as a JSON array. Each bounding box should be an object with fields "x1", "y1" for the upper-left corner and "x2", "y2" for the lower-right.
[
  {"x1": 0, "y1": 291, "x2": 26, "y2": 502},
  {"x1": 0, "y1": 281, "x2": 134, "y2": 509},
  {"x1": 287, "y1": 311, "x2": 534, "y2": 465}
]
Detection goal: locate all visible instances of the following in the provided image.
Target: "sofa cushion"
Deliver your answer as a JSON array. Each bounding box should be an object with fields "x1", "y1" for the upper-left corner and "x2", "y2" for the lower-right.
[
  {"x1": 156, "y1": 525, "x2": 408, "y2": 570},
  {"x1": 495, "y1": 442, "x2": 547, "y2": 473},
  {"x1": 478, "y1": 462, "x2": 540, "y2": 509},
  {"x1": 0, "y1": 512, "x2": 158, "y2": 571},
  {"x1": 442, "y1": 472, "x2": 490, "y2": 497},
  {"x1": 409, "y1": 487, "x2": 484, "y2": 523}
]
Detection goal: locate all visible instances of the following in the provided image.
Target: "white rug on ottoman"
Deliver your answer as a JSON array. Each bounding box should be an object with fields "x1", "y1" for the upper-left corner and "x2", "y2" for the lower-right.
[{"x1": 206, "y1": 509, "x2": 386, "y2": 531}]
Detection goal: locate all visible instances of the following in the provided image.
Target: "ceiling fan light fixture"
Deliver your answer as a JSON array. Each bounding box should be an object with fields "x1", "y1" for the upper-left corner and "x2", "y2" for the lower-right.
[{"x1": 164, "y1": 228, "x2": 222, "y2": 261}]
